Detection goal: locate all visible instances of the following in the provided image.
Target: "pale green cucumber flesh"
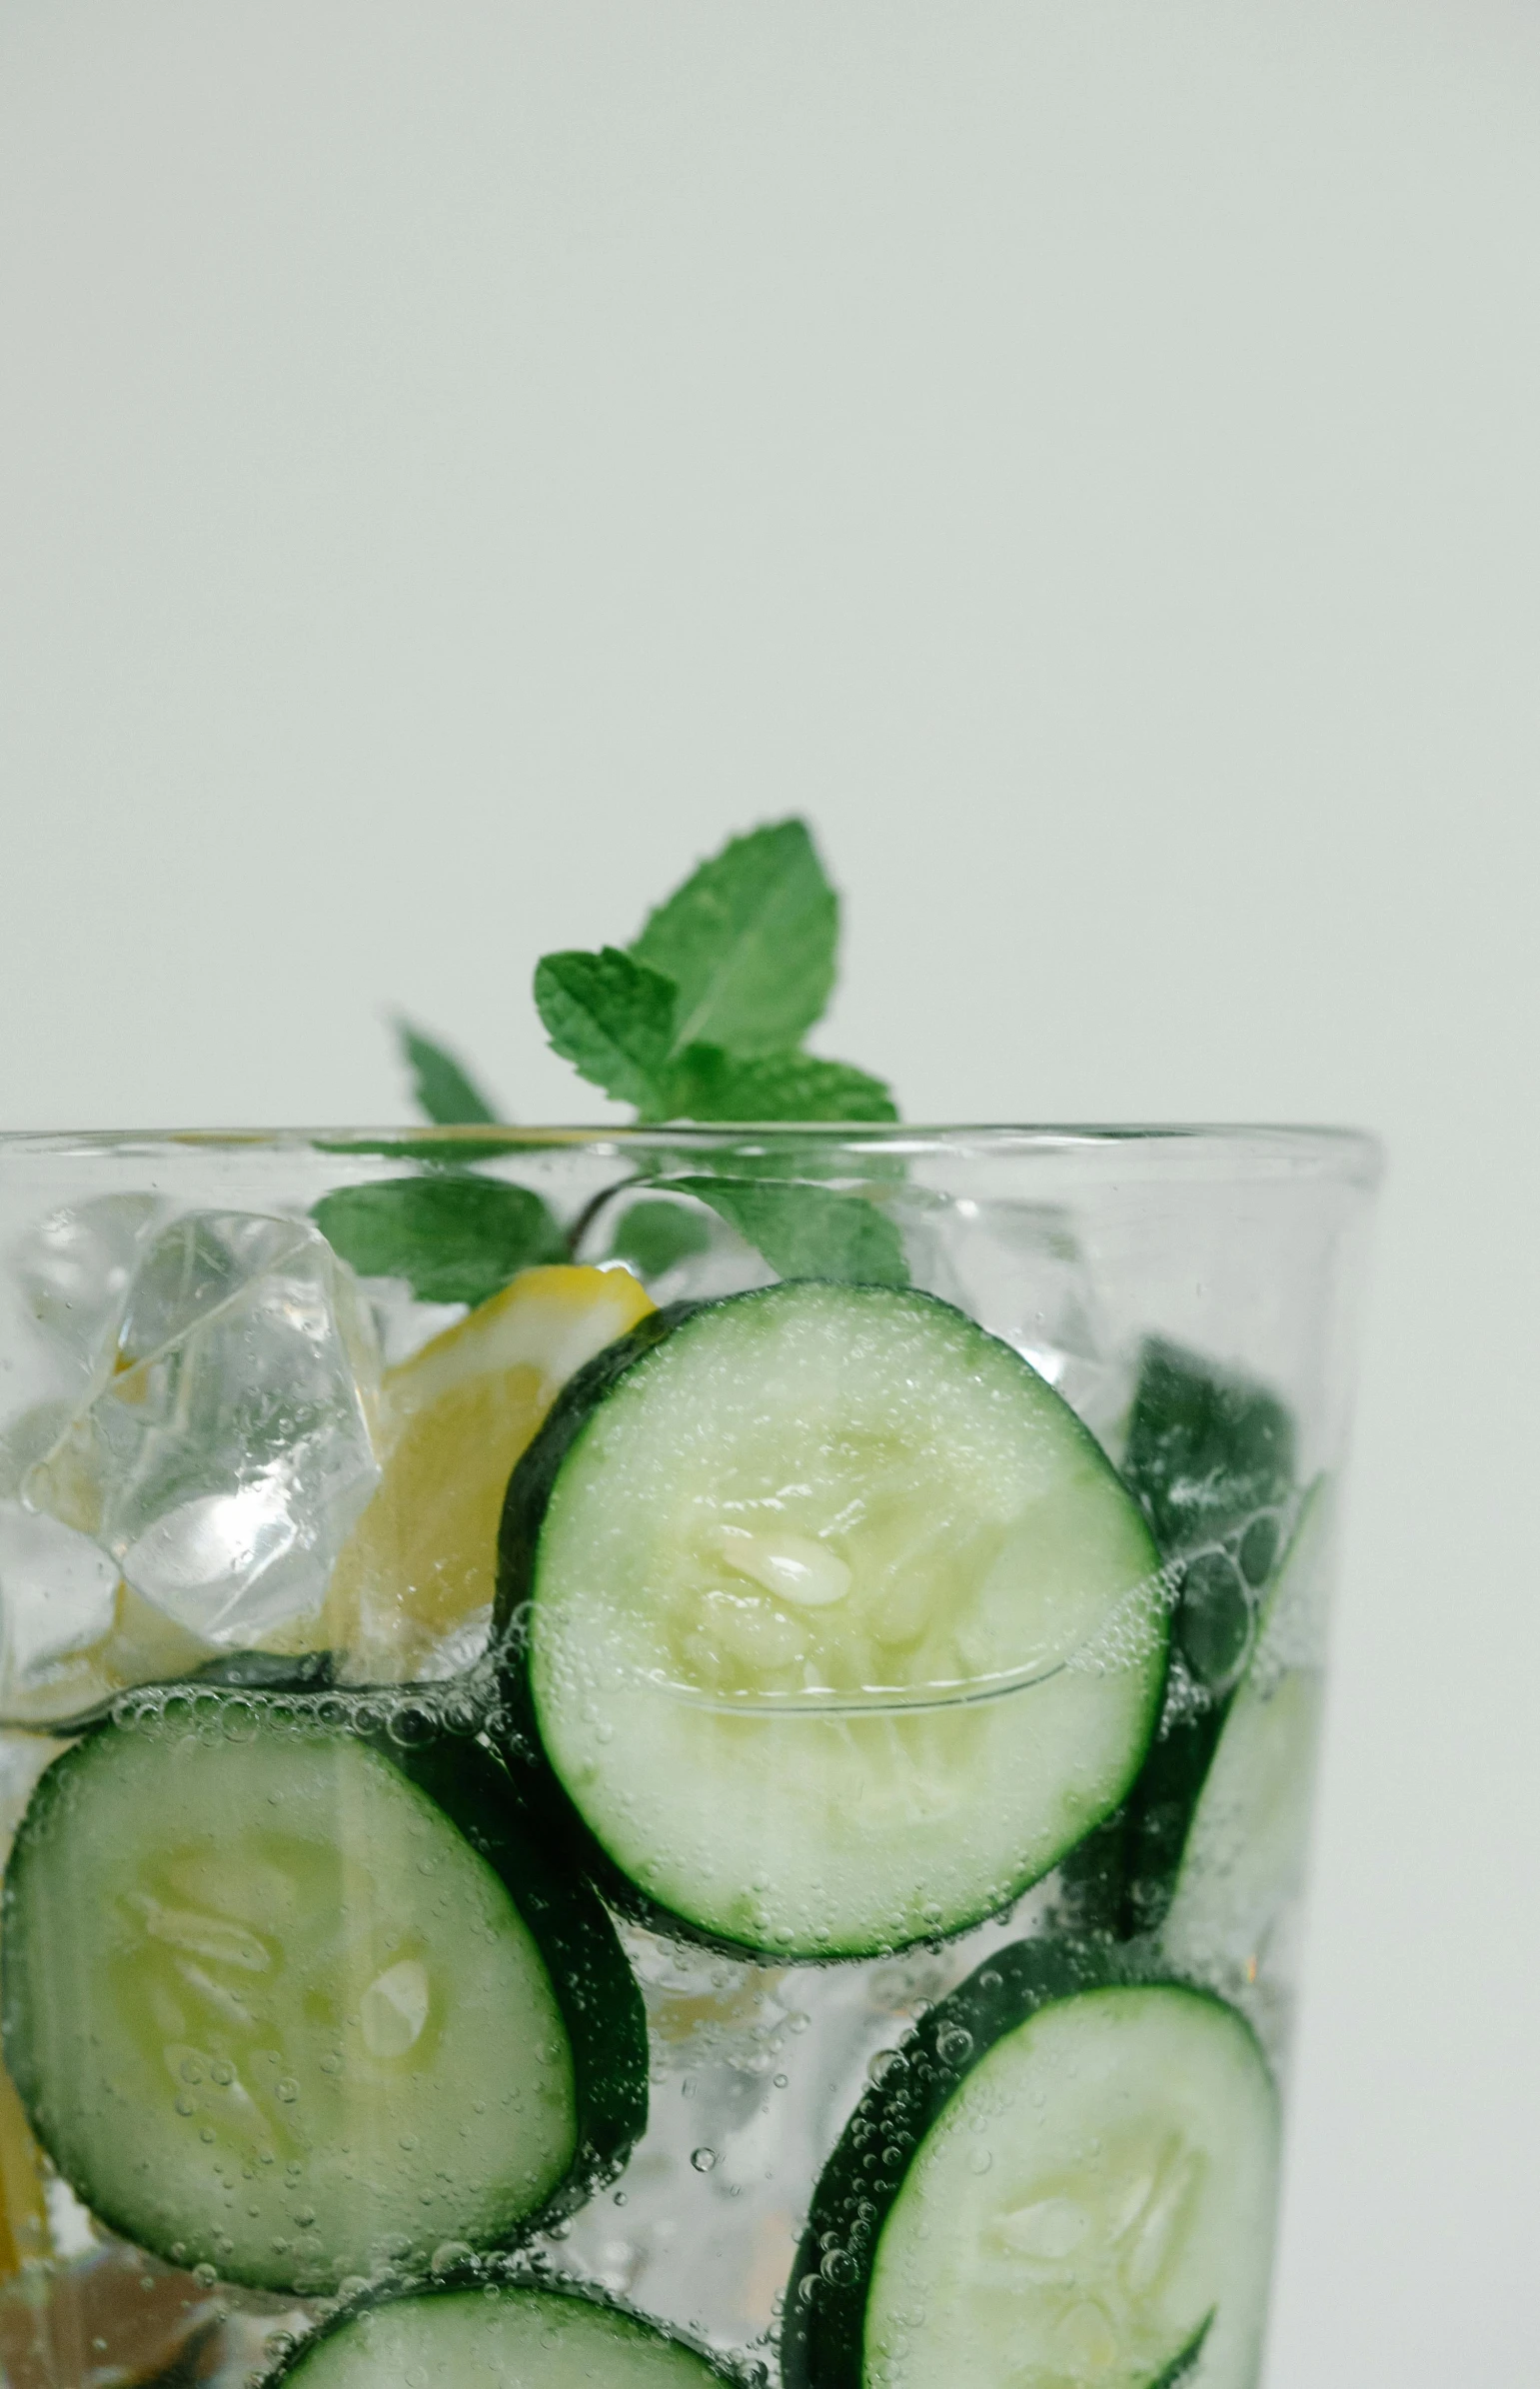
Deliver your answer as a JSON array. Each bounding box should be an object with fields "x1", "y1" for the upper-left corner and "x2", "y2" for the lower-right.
[
  {"x1": 517, "y1": 1283, "x2": 1165, "y2": 1957},
  {"x1": 280, "y1": 2284, "x2": 727, "y2": 2386},
  {"x1": 1161, "y1": 1485, "x2": 1331, "y2": 1987},
  {"x1": 1, "y1": 1721, "x2": 582, "y2": 2292},
  {"x1": 866, "y1": 1985, "x2": 1278, "y2": 2389}
]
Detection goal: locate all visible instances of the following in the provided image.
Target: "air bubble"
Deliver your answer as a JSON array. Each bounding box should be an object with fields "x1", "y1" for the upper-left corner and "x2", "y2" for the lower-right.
[
  {"x1": 275, "y1": 2080, "x2": 300, "y2": 2104},
  {"x1": 386, "y1": 1702, "x2": 436, "y2": 1749},
  {"x1": 935, "y1": 2024, "x2": 974, "y2": 2068},
  {"x1": 820, "y1": 2248, "x2": 857, "y2": 2286},
  {"x1": 691, "y1": 2147, "x2": 718, "y2": 2173},
  {"x1": 192, "y1": 2263, "x2": 219, "y2": 2288},
  {"x1": 1177, "y1": 1549, "x2": 1252, "y2": 1687},
  {"x1": 1239, "y1": 1510, "x2": 1282, "y2": 1587}
]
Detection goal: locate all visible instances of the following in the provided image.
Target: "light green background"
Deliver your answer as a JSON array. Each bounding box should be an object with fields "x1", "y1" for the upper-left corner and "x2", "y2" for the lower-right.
[{"x1": 1, "y1": 3, "x2": 1537, "y2": 2378}]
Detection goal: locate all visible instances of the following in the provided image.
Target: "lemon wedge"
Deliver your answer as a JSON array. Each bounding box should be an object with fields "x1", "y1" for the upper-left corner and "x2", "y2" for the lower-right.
[{"x1": 322, "y1": 1263, "x2": 654, "y2": 1679}]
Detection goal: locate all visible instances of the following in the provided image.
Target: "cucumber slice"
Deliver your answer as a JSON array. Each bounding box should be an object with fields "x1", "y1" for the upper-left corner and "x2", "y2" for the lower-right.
[
  {"x1": 498, "y1": 1282, "x2": 1164, "y2": 1958},
  {"x1": 1160, "y1": 1487, "x2": 1330, "y2": 1988},
  {"x1": 274, "y1": 2281, "x2": 731, "y2": 2386},
  {"x1": 0, "y1": 1702, "x2": 645, "y2": 2292},
  {"x1": 784, "y1": 1943, "x2": 1278, "y2": 2389},
  {"x1": 1114, "y1": 1342, "x2": 1299, "y2": 1939}
]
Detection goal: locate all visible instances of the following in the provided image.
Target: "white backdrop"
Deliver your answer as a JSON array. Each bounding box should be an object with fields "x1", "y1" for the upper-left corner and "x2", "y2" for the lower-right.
[{"x1": 2, "y1": 2, "x2": 1538, "y2": 2377}]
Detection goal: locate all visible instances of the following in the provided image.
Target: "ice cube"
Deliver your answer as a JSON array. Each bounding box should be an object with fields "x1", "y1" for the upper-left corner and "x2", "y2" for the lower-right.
[
  {"x1": 24, "y1": 1211, "x2": 383, "y2": 1646},
  {"x1": 900, "y1": 1194, "x2": 1131, "y2": 1444},
  {"x1": 0, "y1": 1503, "x2": 119, "y2": 1701},
  {"x1": 14, "y1": 1193, "x2": 169, "y2": 1376},
  {"x1": 0, "y1": 1400, "x2": 79, "y2": 1502}
]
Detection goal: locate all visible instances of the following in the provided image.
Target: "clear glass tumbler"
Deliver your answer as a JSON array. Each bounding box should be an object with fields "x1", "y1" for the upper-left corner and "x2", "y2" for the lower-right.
[{"x1": 0, "y1": 1125, "x2": 1379, "y2": 2389}]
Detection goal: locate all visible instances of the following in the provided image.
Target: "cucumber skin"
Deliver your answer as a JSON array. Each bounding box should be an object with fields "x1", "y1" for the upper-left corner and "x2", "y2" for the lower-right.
[
  {"x1": 1152, "y1": 2311, "x2": 1215, "y2": 2387},
  {"x1": 385, "y1": 1735, "x2": 649, "y2": 2217},
  {"x1": 780, "y1": 1941, "x2": 1263, "y2": 2389},
  {"x1": 1087, "y1": 1341, "x2": 1298, "y2": 1944},
  {"x1": 491, "y1": 1302, "x2": 735, "y2": 1945},
  {"x1": 263, "y1": 2272, "x2": 743, "y2": 2386},
  {"x1": 0, "y1": 1712, "x2": 647, "y2": 2275},
  {"x1": 1, "y1": 1645, "x2": 344, "y2": 1741},
  {"x1": 495, "y1": 1300, "x2": 695, "y2": 1661}
]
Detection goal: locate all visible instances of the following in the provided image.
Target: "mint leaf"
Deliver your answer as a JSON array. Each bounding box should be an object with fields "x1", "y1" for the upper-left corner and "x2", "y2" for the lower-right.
[
  {"x1": 667, "y1": 1046, "x2": 897, "y2": 1124},
  {"x1": 313, "y1": 1178, "x2": 564, "y2": 1305},
  {"x1": 396, "y1": 1020, "x2": 500, "y2": 1127},
  {"x1": 533, "y1": 948, "x2": 678, "y2": 1112},
  {"x1": 670, "y1": 1177, "x2": 908, "y2": 1285},
  {"x1": 631, "y1": 819, "x2": 837, "y2": 1057},
  {"x1": 606, "y1": 1196, "x2": 714, "y2": 1277}
]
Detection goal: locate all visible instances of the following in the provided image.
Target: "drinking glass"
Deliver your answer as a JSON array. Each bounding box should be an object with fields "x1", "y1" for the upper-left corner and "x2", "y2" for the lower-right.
[{"x1": 0, "y1": 1125, "x2": 1379, "y2": 2388}]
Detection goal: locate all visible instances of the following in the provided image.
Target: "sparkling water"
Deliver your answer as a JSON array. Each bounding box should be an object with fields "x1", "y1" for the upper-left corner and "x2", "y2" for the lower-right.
[{"x1": 0, "y1": 1140, "x2": 1367, "y2": 2389}]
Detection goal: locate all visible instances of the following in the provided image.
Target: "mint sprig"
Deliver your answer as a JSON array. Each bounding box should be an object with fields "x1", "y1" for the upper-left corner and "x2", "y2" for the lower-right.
[
  {"x1": 313, "y1": 1178, "x2": 564, "y2": 1306},
  {"x1": 672, "y1": 1178, "x2": 908, "y2": 1286},
  {"x1": 396, "y1": 1020, "x2": 502, "y2": 1128},
  {"x1": 532, "y1": 948, "x2": 682, "y2": 1115},
  {"x1": 630, "y1": 817, "x2": 837, "y2": 1056},
  {"x1": 533, "y1": 820, "x2": 896, "y2": 1126},
  {"x1": 370, "y1": 819, "x2": 907, "y2": 1292}
]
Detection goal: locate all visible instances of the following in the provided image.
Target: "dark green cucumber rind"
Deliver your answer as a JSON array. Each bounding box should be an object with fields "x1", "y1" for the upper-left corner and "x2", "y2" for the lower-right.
[
  {"x1": 1150, "y1": 2310, "x2": 1215, "y2": 2388},
  {"x1": 381, "y1": 1735, "x2": 648, "y2": 2214},
  {"x1": 266, "y1": 2272, "x2": 745, "y2": 2385},
  {"x1": 780, "y1": 1939, "x2": 1265, "y2": 2389},
  {"x1": 1116, "y1": 1689, "x2": 1231, "y2": 1940},
  {"x1": 494, "y1": 1289, "x2": 1167, "y2": 1961},
  {"x1": 0, "y1": 1706, "x2": 646, "y2": 2277},
  {"x1": 493, "y1": 1300, "x2": 699, "y2": 1670},
  {"x1": 0, "y1": 1644, "x2": 346, "y2": 1739},
  {"x1": 1074, "y1": 1340, "x2": 1299, "y2": 1944}
]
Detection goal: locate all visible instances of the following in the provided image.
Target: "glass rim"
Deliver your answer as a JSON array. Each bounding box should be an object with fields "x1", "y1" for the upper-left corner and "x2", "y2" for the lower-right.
[{"x1": 0, "y1": 1121, "x2": 1384, "y2": 1184}]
